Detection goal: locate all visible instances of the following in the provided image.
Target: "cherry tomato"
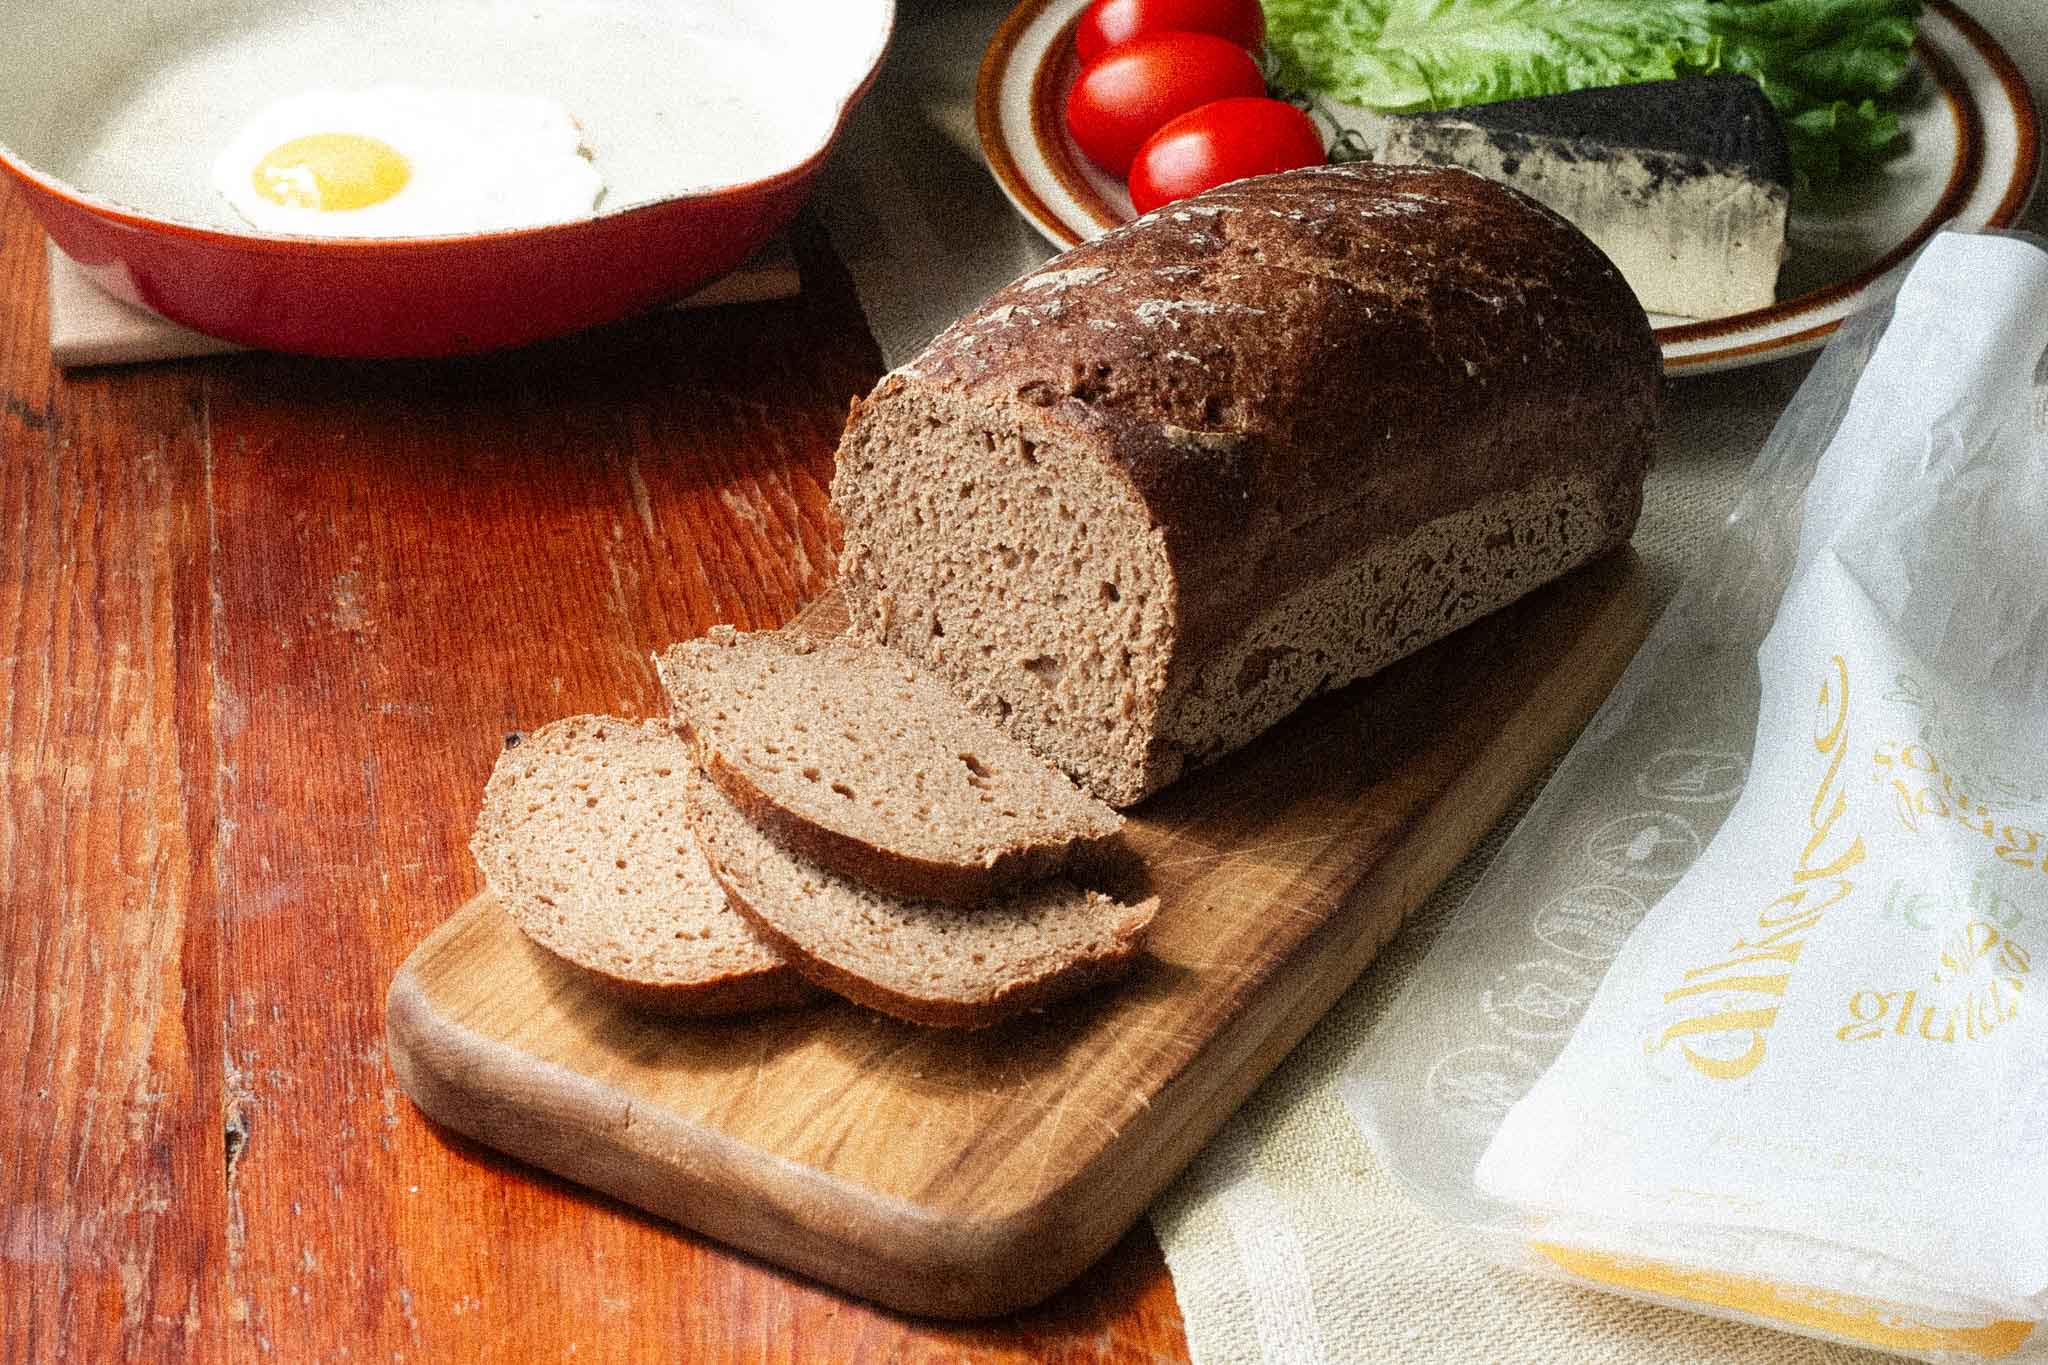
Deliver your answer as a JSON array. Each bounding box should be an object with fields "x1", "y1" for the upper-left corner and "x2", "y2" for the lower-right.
[
  {"x1": 1064, "y1": 31, "x2": 1267, "y2": 177},
  {"x1": 1127, "y1": 97, "x2": 1325, "y2": 214},
  {"x1": 1074, "y1": 0, "x2": 1268, "y2": 65}
]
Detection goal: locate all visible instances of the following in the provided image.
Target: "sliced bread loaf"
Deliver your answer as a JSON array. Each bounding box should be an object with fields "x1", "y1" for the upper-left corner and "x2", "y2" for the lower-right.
[
  {"x1": 655, "y1": 627, "x2": 1123, "y2": 906},
  {"x1": 832, "y1": 162, "x2": 1659, "y2": 805},
  {"x1": 471, "y1": 714, "x2": 813, "y2": 1016},
  {"x1": 686, "y1": 767, "x2": 1156, "y2": 1029}
]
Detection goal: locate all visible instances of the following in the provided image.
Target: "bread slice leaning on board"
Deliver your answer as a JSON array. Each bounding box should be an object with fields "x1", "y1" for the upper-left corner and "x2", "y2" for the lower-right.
[
  {"x1": 686, "y1": 765, "x2": 1157, "y2": 1030},
  {"x1": 832, "y1": 161, "x2": 1661, "y2": 807},
  {"x1": 654, "y1": 626, "x2": 1124, "y2": 906},
  {"x1": 469, "y1": 715, "x2": 815, "y2": 1016}
]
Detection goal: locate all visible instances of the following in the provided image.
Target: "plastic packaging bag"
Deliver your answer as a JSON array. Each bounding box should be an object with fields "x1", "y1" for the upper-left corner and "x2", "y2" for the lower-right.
[{"x1": 1344, "y1": 230, "x2": 2048, "y2": 1363}]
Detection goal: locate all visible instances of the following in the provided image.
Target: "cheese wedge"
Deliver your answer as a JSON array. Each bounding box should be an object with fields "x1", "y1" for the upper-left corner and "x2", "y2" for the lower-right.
[{"x1": 1374, "y1": 74, "x2": 1792, "y2": 321}]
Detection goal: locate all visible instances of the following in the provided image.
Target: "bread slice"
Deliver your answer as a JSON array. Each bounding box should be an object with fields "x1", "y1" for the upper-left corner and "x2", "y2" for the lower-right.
[
  {"x1": 655, "y1": 627, "x2": 1124, "y2": 906},
  {"x1": 686, "y1": 767, "x2": 1156, "y2": 1029},
  {"x1": 471, "y1": 714, "x2": 813, "y2": 1016}
]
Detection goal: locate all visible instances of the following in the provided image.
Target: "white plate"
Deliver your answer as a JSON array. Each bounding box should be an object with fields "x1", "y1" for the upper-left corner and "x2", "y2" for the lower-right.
[{"x1": 977, "y1": 0, "x2": 2039, "y2": 375}]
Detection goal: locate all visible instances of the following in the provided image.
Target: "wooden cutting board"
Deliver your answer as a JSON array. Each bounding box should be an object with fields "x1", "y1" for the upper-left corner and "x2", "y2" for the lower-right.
[{"x1": 386, "y1": 551, "x2": 1650, "y2": 1319}]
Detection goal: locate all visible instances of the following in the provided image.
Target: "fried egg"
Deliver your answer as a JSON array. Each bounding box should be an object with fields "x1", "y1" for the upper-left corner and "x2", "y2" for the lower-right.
[{"x1": 211, "y1": 87, "x2": 604, "y2": 237}]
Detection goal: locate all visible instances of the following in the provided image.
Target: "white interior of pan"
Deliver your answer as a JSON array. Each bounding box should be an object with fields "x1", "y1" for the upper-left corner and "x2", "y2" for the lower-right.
[{"x1": 0, "y1": 0, "x2": 892, "y2": 231}]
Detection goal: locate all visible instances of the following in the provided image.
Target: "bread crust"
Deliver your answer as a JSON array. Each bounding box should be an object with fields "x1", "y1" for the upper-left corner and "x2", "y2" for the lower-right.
[
  {"x1": 687, "y1": 733, "x2": 1094, "y2": 906},
  {"x1": 655, "y1": 630, "x2": 1124, "y2": 906},
  {"x1": 683, "y1": 765, "x2": 1157, "y2": 1031},
  {"x1": 834, "y1": 162, "x2": 1660, "y2": 804},
  {"x1": 705, "y1": 869, "x2": 1154, "y2": 1031},
  {"x1": 885, "y1": 163, "x2": 1656, "y2": 594},
  {"x1": 508, "y1": 906, "x2": 819, "y2": 1017}
]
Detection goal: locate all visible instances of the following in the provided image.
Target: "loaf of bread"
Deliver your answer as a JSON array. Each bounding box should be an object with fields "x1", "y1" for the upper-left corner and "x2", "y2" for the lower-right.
[{"x1": 831, "y1": 162, "x2": 1660, "y2": 806}]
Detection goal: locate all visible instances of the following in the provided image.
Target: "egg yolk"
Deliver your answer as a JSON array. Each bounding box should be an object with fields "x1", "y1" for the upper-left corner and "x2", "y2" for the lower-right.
[{"x1": 251, "y1": 133, "x2": 411, "y2": 211}]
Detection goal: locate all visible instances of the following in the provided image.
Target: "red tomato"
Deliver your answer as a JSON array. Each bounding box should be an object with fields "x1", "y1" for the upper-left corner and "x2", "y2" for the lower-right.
[
  {"x1": 1127, "y1": 97, "x2": 1325, "y2": 214},
  {"x1": 1074, "y1": 0, "x2": 1268, "y2": 65},
  {"x1": 1064, "y1": 32, "x2": 1267, "y2": 177}
]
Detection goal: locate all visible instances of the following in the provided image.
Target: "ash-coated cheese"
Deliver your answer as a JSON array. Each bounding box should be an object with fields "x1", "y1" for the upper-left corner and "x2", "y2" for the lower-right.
[{"x1": 1375, "y1": 74, "x2": 1793, "y2": 320}]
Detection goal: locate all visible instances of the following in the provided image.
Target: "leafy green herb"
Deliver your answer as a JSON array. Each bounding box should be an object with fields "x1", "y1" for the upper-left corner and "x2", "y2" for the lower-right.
[{"x1": 1265, "y1": 0, "x2": 1923, "y2": 188}]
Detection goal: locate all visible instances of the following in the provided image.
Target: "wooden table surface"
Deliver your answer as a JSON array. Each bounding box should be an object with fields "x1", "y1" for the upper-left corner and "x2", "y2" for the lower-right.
[{"x1": 0, "y1": 176, "x2": 1190, "y2": 1362}]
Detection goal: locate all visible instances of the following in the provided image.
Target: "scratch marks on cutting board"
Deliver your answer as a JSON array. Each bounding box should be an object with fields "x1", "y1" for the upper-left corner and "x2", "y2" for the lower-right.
[
  {"x1": 718, "y1": 486, "x2": 767, "y2": 534},
  {"x1": 214, "y1": 676, "x2": 249, "y2": 743},
  {"x1": 3, "y1": 391, "x2": 52, "y2": 431},
  {"x1": 1144, "y1": 830, "x2": 1337, "y2": 871},
  {"x1": 328, "y1": 570, "x2": 371, "y2": 635},
  {"x1": 223, "y1": 1045, "x2": 256, "y2": 1202},
  {"x1": 625, "y1": 455, "x2": 659, "y2": 543},
  {"x1": 396, "y1": 1285, "x2": 420, "y2": 1337},
  {"x1": 603, "y1": 538, "x2": 639, "y2": 625}
]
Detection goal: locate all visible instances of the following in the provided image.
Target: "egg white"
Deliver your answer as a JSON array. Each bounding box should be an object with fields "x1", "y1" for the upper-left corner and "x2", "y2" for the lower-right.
[{"x1": 211, "y1": 87, "x2": 605, "y2": 237}]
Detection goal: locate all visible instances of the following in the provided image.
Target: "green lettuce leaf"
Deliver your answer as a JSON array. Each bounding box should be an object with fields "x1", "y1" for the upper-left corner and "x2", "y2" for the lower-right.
[{"x1": 1266, "y1": 0, "x2": 1924, "y2": 188}]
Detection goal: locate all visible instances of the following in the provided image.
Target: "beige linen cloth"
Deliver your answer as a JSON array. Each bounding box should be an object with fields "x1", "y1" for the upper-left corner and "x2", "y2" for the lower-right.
[{"x1": 820, "y1": 3, "x2": 2048, "y2": 1360}]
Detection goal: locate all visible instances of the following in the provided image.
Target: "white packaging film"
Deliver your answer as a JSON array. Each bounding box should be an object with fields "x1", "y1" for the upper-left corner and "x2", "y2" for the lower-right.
[{"x1": 1344, "y1": 231, "x2": 2048, "y2": 1363}]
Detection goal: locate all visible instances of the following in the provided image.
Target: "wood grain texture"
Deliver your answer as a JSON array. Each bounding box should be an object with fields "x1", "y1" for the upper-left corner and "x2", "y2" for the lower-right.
[
  {"x1": 0, "y1": 170, "x2": 226, "y2": 1365},
  {"x1": 187, "y1": 221, "x2": 869, "y2": 1360},
  {"x1": 2, "y1": 167, "x2": 1196, "y2": 1361},
  {"x1": 388, "y1": 553, "x2": 1651, "y2": 1319}
]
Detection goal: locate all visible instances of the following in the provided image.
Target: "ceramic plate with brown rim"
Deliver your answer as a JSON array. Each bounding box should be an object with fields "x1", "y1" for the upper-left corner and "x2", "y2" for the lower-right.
[{"x1": 978, "y1": 0, "x2": 2038, "y2": 376}]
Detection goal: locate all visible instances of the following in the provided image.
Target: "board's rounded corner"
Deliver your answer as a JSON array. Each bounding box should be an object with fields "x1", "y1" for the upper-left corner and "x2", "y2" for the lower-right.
[
  {"x1": 381, "y1": 899, "x2": 505, "y2": 1136},
  {"x1": 852, "y1": 1177, "x2": 1128, "y2": 1319},
  {"x1": 382, "y1": 965, "x2": 464, "y2": 1138}
]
